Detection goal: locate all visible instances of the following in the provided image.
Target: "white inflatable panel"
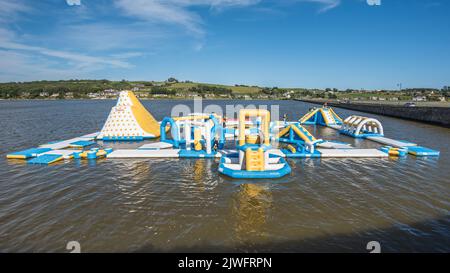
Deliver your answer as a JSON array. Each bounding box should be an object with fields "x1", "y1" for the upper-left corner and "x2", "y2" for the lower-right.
[
  {"x1": 40, "y1": 135, "x2": 97, "y2": 150},
  {"x1": 80, "y1": 132, "x2": 100, "y2": 139},
  {"x1": 138, "y1": 142, "x2": 173, "y2": 150},
  {"x1": 40, "y1": 150, "x2": 79, "y2": 159},
  {"x1": 366, "y1": 136, "x2": 417, "y2": 148},
  {"x1": 107, "y1": 149, "x2": 180, "y2": 158},
  {"x1": 318, "y1": 149, "x2": 388, "y2": 158},
  {"x1": 317, "y1": 141, "x2": 353, "y2": 149}
]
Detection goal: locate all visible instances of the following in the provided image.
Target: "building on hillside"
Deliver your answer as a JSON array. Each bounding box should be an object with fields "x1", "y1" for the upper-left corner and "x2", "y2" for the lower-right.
[
  {"x1": 87, "y1": 92, "x2": 99, "y2": 98},
  {"x1": 412, "y1": 96, "x2": 427, "y2": 102},
  {"x1": 21, "y1": 92, "x2": 30, "y2": 98},
  {"x1": 426, "y1": 95, "x2": 446, "y2": 102}
]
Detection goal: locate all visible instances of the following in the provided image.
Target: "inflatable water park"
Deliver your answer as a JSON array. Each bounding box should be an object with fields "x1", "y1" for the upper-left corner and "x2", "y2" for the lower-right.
[{"x1": 6, "y1": 91, "x2": 440, "y2": 179}]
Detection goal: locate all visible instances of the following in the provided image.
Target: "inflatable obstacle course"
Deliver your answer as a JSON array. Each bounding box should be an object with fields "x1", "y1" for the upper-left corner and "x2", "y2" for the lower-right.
[
  {"x1": 6, "y1": 91, "x2": 441, "y2": 179},
  {"x1": 97, "y1": 91, "x2": 160, "y2": 140}
]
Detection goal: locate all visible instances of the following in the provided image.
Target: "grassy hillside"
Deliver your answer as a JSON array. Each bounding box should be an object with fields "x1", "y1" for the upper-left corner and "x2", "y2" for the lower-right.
[{"x1": 0, "y1": 79, "x2": 447, "y2": 101}]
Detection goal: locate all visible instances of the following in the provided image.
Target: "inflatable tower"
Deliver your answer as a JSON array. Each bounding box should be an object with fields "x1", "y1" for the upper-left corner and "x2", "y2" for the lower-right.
[{"x1": 97, "y1": 91, "x2": 160, "y2": 140}]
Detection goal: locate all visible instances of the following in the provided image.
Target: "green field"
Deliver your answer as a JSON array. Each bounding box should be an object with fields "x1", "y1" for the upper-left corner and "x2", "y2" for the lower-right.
[{"x1": 166, "y1": 82, "x2": 262, "y2": 94}]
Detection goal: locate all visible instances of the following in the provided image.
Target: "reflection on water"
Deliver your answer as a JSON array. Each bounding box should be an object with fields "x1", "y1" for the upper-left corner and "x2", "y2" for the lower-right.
[
  {"x1": 0, "y1": 99, "x2": 449, "y2": 252},
  {"x1": 233, "y1": 184, "x2": 272, "y2": 245}
]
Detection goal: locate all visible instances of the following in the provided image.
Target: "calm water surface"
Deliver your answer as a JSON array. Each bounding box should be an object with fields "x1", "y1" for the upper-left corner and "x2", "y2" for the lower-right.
[{"x1": 0, "y1": 99, "x2": 449, "y2": 252}]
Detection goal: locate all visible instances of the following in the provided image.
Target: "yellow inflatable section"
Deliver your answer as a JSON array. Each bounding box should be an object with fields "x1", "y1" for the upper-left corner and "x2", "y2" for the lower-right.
[
  {"x1": 245, "y1": 147, "x2": 265, "y2": 171},
  {"x1": 277, "y1": 124, "x2": 316, "y2": 144},
  {"x1": 127, "y1": 91, "x2": 161, "y2": 138}
]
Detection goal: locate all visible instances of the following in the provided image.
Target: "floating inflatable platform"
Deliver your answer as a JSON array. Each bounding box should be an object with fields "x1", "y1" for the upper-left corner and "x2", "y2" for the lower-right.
[
  {"x1": 406, "y1": 146, "x2": 440, "y2": 157},
  {"x1": 282, "y1": 149, "x2": 321, "y2": 158},
  {"x1": 7, "y1": 132, "x2": 104, "y2": 164},
  {"x1": 7, "y1": 148, "x2": 52, "y2": 159},
  {"x1": 365, "y1": 136, "x2": 417, "y2": 148},
  {"x1": 28, "y1": 150, "x2": 78, "y2": 165},
  {"x1": 69, "y1": 140, "x2": 96, "y2": 149},
  {"x1": 317, "y1": 148, "x2": 388, "y2": 158},
  {"x1": 39, "y1": 133, "x2": 99, "y2": 150},
  {"x1": 316, "y1": 141, "x2": 353, "y2": 149},
  {"x1": 107, "y1": 149, "x2": 181, "y2": 158},
  {"x1": 138, "y1": 142, "x2": 173, "y2": 150}
]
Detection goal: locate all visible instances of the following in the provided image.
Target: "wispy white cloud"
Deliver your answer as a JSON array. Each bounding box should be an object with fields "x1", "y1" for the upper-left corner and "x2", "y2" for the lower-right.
[
  {"x1": 0, "y1": 49, "x2": 97, "y2": 82},
  {"x1": 0, "y1": 0, "x2": 30, "y2": 22},
  {"x1": 295, "y1": 0, "x2": 341, "y2": 13},
  {"x1": 0, "y1": 26, "x2": 136, "y2": 81},
  {"x1": 66, "y1": 0, "x2": 81, "y2": 6},
  {"x1": 114, "y1": 0, "x2": 262, "y2": 36},
  {"x1": 0, "y1": 32, "x2": 131, "y2": 68}
]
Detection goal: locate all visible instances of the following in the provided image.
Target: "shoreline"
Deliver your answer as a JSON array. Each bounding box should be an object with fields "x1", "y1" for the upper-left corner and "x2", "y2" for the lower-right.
[{"x1": 0, "y1": 98, "x2": 290, "y2": 101}]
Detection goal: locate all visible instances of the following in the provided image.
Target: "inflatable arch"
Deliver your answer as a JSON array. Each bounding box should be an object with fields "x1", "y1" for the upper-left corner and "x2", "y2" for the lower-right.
[
  {"x1": 160, "y1": 117, "x2": 181, "y2": 148},
  {"x1": 340, "y1": 115, "x2": 384, "y2": 137}
]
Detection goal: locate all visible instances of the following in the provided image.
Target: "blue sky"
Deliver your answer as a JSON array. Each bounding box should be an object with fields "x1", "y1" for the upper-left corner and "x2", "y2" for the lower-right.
[{"x1": 0, "y1": 0, "x2": 448, "y2": 89}]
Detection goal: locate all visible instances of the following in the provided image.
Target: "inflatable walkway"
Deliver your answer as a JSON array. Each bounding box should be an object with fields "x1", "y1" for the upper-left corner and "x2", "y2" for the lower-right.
[{"x1": 97, "y1": 91, "x2": 160, "y2": 140}]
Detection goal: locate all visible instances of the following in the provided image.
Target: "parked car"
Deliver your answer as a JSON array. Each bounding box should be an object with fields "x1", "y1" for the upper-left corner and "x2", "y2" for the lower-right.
[{"x1": 404, "y1": 102, "x2": 416, "y2": 107}]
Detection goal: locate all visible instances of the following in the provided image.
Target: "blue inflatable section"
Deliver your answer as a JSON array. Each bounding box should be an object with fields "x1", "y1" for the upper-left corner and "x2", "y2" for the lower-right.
[
  {"x1": 179, "y1": 150, "x2": 217, "y2": 158},
  {"x1": 7, "y1": 148, "x2": 52, "y2": 159},
  {"x1": 407, "y1": 146, "x2": 440, "y2": 156},
  {"x1": 102, "y1": 136, "x2": 144, "y2": 141},
  {"x1": 339, "y1": 130, "x2": 383, "y2": 138},
  {"x1": 28, "y1": 154, "x2": 63, "y2": 165}
]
